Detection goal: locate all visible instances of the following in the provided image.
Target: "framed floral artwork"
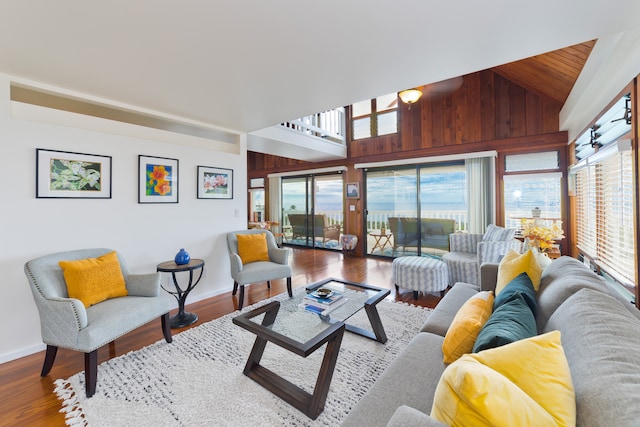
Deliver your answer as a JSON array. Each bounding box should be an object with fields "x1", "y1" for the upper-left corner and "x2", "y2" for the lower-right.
[
  {"x1": 36, "y1": 148, "x2": 112, "y2": 199},
  {"x1": 138, "y1": 155, "x2": 179, "y2": 204},
  {"x1": 197, "y1": 166, "x2": 233, "y2": 199}
]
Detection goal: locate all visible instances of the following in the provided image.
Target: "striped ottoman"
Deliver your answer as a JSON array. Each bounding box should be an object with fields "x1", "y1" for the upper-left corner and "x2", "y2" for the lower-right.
[{"x1": 392, "y1": 256, "x2": 449, "y2": 300}]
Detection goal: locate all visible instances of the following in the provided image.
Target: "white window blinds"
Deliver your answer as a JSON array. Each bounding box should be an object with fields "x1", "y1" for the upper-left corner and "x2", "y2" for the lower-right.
[
  {"x1": 575, "y1": 165, "x2": 597, "y2": 257},
  {"x1": 573, "y1": 140, "x2": 635, "y2": 285},
  {"x1": 597, "y1": 149, "x2": 634, "y2": 283}
]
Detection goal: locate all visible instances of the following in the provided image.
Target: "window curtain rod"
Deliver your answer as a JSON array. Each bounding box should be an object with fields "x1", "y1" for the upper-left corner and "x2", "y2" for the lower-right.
[
  {"x1": 267, "y1": 166, "x2": 347, "y2": 178},
  {"x1": 354, "y1": 150, "x2": 497, "y2": 169}
]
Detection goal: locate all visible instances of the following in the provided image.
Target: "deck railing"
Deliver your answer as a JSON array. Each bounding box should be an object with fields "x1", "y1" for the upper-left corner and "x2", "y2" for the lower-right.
[{"x1": 281, "y1": 210, "x2": 467, "y2": 233}]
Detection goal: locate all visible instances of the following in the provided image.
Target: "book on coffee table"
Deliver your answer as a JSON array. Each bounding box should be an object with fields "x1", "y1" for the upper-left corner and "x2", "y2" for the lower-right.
[
  {"x1": 300, "y1": 296, "x2": 348, "y2": 316},
  {"x1": 303, "y1": 290, "x2": 344, "y2": 307}
]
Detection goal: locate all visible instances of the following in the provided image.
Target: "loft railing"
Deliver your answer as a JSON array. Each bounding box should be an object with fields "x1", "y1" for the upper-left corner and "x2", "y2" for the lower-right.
[{"x1": 280, "y1": 108, "x2": 346, "y2": 144}]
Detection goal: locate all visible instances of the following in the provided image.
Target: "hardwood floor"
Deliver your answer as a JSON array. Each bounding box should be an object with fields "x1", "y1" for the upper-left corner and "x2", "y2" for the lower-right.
[{"x1": 0, "y1": 248, "x2": 442, "y2": 426}]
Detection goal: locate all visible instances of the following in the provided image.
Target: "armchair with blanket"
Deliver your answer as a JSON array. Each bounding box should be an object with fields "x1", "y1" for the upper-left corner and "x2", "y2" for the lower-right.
[{"x1": 442, "y1": 224, "x2": 522, "y2": 285}]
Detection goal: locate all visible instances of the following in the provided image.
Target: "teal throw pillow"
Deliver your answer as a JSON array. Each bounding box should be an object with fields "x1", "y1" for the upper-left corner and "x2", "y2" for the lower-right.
[
  {"x1": 473, "y1": 292, "x2": 537, "y2": 353},
  {"x1": 494, "y1": 272, "x2": 537, "y2": 316}
]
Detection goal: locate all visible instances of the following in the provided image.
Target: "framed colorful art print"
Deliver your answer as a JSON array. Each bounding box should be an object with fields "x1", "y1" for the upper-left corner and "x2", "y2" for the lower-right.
[
  {"x1": 36, "y1": 148, "x2": 112, "y2": 199},
  {"x1": 138, "y1": 155, "x2": 179, "y2": 204},
  {"x1": 197, "y1": 166, "x2": 233, "y2": 199}
]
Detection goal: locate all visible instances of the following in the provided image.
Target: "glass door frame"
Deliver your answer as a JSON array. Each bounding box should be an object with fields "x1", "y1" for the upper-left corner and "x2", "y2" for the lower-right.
[
  {"x1": 363, "y1": 161, "x2": 466, "y2": 258},
  {"x1": 281, "y1": 172, "x2": 345, "y2": 250}
]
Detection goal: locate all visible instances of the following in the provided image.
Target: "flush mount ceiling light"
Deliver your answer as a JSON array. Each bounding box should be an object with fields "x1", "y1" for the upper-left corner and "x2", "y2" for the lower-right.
[{"x1": 398, "y1": 88, "x2": 422, "y2": 108}]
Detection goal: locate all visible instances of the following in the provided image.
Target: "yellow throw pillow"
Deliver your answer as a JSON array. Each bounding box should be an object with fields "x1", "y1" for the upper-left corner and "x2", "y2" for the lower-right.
[
  {"x1": 58, "y1": 251, "x2": 128, "y2": 308},
  {"x1": 496, "y1": 249, "x2": 542, "y2": 294},
  {"x1": 236, "y1": 233, "x2": 270, "y2": 264},
  {"x1": 431, "y1": 331, "x2": 576, "y2": 427},
  {"x1": 442, "y1": 291, "x2": 494, "y2": 364}
]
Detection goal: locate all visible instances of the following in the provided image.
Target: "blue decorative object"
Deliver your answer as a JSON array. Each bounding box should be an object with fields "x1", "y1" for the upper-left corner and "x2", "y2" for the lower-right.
[{"x1": 175, "y1": 248, "x2": 190, "y2": 265}]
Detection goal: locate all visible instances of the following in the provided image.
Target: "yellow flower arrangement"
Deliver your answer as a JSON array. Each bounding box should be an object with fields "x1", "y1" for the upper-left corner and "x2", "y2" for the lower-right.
[{"x1": 520, "y1": 219, "x2": 565, "y2": 251}]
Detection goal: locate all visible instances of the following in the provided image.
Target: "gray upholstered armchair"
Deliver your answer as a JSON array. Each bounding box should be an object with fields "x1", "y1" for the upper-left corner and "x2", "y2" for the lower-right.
[
  {"x1": 442, "y1": 225, "x2": 523, "y2": 286},
  {"x1": 24, "y1": 248, "x2": 173, "y2": 397},
  {"x1": 227, "y1": 229, "x2": 293, "y2": 310}
]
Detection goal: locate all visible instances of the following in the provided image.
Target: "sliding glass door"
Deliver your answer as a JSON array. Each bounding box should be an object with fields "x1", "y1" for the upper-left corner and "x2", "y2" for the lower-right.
[
  {"x1": 281, "y1": 174, "x2": 344, "y2": 249},
  {"x1": 365, "y1": 163, "x2": 466, "y2": 258},
  {"x1": 365, "y1": 168, "x2": 418, "y2": 256},
  {"x1": 419, "y1": 164, "x2": 466, "y2": 257}
]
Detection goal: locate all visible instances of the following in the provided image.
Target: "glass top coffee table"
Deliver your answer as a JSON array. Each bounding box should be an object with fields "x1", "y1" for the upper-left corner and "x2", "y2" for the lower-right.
[{"x1": 232, "y1": 278, "x2": 390, "y2": 419}]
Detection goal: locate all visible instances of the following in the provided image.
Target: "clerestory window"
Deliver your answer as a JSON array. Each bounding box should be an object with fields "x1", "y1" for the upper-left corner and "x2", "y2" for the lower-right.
[{"x1": 351, "y1": 93, "x2": 398, "y2": 140}]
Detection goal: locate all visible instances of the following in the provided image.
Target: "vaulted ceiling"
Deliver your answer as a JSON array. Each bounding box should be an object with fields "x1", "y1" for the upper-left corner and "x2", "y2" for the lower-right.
[{"x1": 492, "y1": 40, "x2": 596, "y2": 105}]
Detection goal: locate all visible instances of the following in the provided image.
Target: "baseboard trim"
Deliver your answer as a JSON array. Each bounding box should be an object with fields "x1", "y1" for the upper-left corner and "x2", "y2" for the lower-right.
[{"x1": 0, "y1": 343, "x2": 46, "y2": 364}]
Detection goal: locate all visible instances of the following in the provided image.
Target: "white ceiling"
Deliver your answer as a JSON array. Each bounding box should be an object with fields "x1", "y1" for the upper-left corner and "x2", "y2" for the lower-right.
[{"x1": 1, "y1": 0, "x2": 640, "y2": 136}]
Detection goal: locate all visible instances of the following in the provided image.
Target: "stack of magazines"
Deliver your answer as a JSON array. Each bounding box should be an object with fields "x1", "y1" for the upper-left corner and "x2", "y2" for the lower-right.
[{"x1": 300, "y1": 289, "x2": 347, "y2": 316}]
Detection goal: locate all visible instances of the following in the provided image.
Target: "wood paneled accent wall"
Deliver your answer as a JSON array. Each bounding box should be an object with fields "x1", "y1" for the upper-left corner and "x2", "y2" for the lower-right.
[
  {"x1": 351, "y1": 70, "x2": 561, "y2": 158},
  {"x1": 249, "y1": 69, "x2": 562, "y2": 173},
  {"x1": 248, "y1": 69, "x2": 568, "y2": 256}
]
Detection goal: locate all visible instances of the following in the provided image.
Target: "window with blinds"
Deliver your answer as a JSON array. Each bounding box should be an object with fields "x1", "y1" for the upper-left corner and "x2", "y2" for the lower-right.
[
  {"x1": 574, "y1": 165, "x2": 597, "y2": 257},
  {"x1": 573, "y1": 140, "x2": 635, "y2": 287}
]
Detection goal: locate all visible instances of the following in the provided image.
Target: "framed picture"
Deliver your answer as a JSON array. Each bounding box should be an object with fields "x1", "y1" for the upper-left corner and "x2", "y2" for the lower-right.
[
  {"x1": 36, "y1": 148, "x2": 112, "y2": 199},
  {"x1": 138, "y1": 155, "x2": 179, "y2": 204},
  {"x1": 197, "y1": 166, "x2": 233, "y2": 199},
  {"x1": 346, "y1": 182, "x2": 360, "y2": 199}
]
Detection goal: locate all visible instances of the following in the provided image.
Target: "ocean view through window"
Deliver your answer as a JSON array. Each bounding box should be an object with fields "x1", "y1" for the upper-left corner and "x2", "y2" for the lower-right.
[{"x1": 365, "y1": 163, "x2": 466, "y2": 257}]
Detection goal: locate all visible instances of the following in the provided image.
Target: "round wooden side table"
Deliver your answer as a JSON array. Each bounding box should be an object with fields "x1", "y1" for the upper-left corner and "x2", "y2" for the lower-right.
[{"x1": 157, "y1": 259, "x2": 205, "y2": 328}]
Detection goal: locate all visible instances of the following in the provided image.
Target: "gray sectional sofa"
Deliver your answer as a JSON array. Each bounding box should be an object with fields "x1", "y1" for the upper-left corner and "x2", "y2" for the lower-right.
[{"x1": 342, "y1": 256, "x2": 640, "y2": 426}]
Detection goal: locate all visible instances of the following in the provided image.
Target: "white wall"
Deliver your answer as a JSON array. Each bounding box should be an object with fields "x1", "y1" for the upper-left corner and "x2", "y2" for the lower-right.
[
  {"x1": 561, "y1": 30, "x2": 640, "y2": 141},
  {"x1": 0, "y1": 75, "x2": 248, "y2": 363}
]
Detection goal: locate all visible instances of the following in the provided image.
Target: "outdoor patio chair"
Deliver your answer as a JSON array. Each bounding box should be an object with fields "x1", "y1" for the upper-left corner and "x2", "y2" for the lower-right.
[{"x1": 288, "y1": 213, "x2": 341, "y2": 244}]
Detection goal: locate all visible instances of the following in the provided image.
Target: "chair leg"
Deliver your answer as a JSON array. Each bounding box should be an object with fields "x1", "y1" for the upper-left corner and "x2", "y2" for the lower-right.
[
  {"x1": 161, "y1": 313, "x2": 173, "y2": 343},
  {"x1": 238, "y1": 285, "x2": 245, "y2": 310},
  {"x1": 413, "y1": 291, "x2": 419, "y2": 300},
  {"x1": 286, "y1": 277, "x2": 293, "y2": 297},
  {"x1": 267, "y1": 280, "x2": 271, "y2": 289},
  {"x1": 85, "y1": 350, "x2": 98, "y2": 397},
  {"x1": 41, "y1": 345, "x2": 58, "y2": 377},
  {"x1": 394, "y1": 284, "x2": 399, "y2": 294},
  {"x1": 232, "y1": 281, "x2": 239, "y2": 296}
]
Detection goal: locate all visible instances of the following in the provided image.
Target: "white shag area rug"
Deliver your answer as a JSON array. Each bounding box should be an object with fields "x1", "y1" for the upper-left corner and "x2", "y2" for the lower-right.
[{"x1": 55, "y1": 289, "x2": 431, "y2": 426}]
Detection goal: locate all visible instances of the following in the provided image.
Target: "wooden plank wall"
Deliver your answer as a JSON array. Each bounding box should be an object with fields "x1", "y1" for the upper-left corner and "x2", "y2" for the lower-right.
[
  {"x1": 249, "y1": 69, "x2": 561, "y2": 172},
  {"x1": 247, "y1": 69, "x2": 567, "y2": 255},
  {"x1": 351, "y1": 70, "x2": 560, "y2": 157}
]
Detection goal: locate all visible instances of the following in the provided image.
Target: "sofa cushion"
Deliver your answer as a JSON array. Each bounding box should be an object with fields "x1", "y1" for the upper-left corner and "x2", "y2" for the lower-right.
[
  {"x1": 442, "y1": 291, "x2": 494, "y2": 364},
  {"x1": 473, "y1": 292, "x2": 536, "y2": 352},
  {"x1": 421, "y1": 282, "x2": 480, "y2": 336},
  {"x1": 482, "y1": 224, "x2": 514, "y2": 241},
  {"x1": 236, "y1": 233, "x2": 270, "y2": 264},
  {"x1": 496, "y1": 249, "x2": 542, "y2": 292},
  {"x1": 494, "y1": 272, "x2": 536, "y2": 315},
  {"x1": 58, "y1": 251, "x2": 128, "y2": 308},
  {"x1": 431, "y1": 331, "x2": 575, "y2": 427},
  {"x1": 544, "y1": 288, "x2": 640, "y2": 427},
  {"x1": 536, "y1": 256, "x2": 614, "y2": 332},
  {"x1": 341, "y1": 333, "x2": 447, "y2": 427},
  {"x1": 387, "y1": 405, "x2": 447, "y2": 427}
]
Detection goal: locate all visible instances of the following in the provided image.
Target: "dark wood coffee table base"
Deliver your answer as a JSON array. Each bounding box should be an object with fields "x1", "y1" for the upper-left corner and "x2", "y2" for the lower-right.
[
  {"x1": 233, "y1": 301, "x2": 345, "y2": 419},
  {"x1": 232, "y1": 279, "x2": 390, "y2": 419},
  {"x1": 306, "y1": 278, "x2": 390, "y2": 344}
]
